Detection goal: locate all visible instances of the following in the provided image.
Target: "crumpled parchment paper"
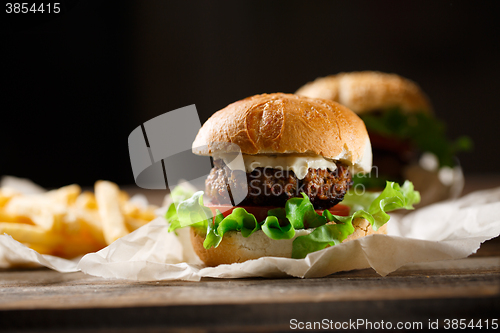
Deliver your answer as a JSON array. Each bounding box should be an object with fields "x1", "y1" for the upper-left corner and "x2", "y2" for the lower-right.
[{"x1": 1, "y1": 179, "x2": 499, "y2": 281}]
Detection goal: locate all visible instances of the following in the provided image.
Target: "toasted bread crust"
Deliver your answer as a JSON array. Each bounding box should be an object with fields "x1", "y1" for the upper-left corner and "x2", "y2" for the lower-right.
[{"x1": 192, "y1": 93, "x2": 372, "y2": 173}]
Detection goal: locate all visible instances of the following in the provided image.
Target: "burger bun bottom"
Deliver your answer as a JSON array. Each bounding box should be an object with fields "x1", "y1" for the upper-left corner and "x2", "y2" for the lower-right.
[{"x1": 191, "y1": 218, "x2": 387, "y2": 267}]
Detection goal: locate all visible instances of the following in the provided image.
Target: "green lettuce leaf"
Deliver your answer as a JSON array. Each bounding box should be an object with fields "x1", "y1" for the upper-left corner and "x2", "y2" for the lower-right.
[
  {"x1": 261, "y1": 215, "x2": 295, "y2": 240},
  {"x1": 218, "y1": 207, "x2": 260, "y2": 238},
  {"x1": 166, "y1": 180, "x2": 420, "y2": 259},
  {"x1": 341, "y1": 188, "x2": 380, "y2": 212},
  {"x1": 291, "y1": 180, "x2": 420, "y2": 259},
  {"x1": 261, "y1": 208, "x2": 296, "y2": 239},
  {"x1": 285, "y1": 193, "x2": 327, "y2": 229},
  {"x1": 166, "y1": 185, "x2": 197, "y2": 232},
  {"x1": 166, "y1": 202, "x2": 182, "y2": 232},
  {"x1": 361, "y1": 108, "x2": 472, "y2": 168},
  {"x1": 267, "y1": 207, "x2": 287, "y2": 223},
  {"x1": 203, "y1": 209, "x2": 224, "y2": 248},
  {"x1": 170, "y1": 185, "x2": 195, "y2": 203},
  {"x1": 368, "y1": 181, "x2": 420, "y2": 230},
  {"x1": 201, "y1": 207, "x2": 261, "y2": 249},
  {"x1": 176, "y1": 191, "x2": 212, "y2": 229}
]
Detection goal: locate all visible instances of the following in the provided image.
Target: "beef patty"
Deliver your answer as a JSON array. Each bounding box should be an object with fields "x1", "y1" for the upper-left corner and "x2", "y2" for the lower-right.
[{"x1": 205, "y1": 159, "x2": 352, "y2": 209}]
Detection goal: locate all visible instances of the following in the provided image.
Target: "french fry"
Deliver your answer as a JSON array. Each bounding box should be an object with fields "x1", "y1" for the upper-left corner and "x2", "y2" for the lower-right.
[
  {"x1": 122, "y1": 200, "x2": 157, "y2": 221},
  {"x1": 0, "y1": 179, "x2": 157, "y2": 259},
  {"x1": 4, "y1": 195, "x2": 63, "y2": 230},
  {"x1": 119, "y1": 191, "x2": 130, "y2": 204},
  {"x1": 0, "y1": 222, "x2": 63, "y2": 247},
  {"x1": 0, "y1": 187, "x2": 21, "y2": 207},
  {"x1": 125, "y1": 216, "x2": 150, "y2": 232},
  {"x1": 46, "y1": 184, "x2": 81, "y2": 206},
  {"x1": 53, "y1": 236, "x2": 105, "y2": 259},
  {"x1": 138, "y1": 207, "x2": 157, "y2": 221},
  {"x1": 66, "y1": 207, "x2": 105, "y2": 244},
  {"x1": 0, "y1": 211, "x2": 34, "y2": 224},
  {"x1": 60, "y1": 208, "x2": 84, "y2": 235},
  {"x1": 95, "y1": 181, "x2": 129, "y2": 245},
  {"x1": 22, "y1": 243, "x2": 54, "y2": 256},
  {"x1": 75, "y1": 191, "x2": 98, "y2": 210}
]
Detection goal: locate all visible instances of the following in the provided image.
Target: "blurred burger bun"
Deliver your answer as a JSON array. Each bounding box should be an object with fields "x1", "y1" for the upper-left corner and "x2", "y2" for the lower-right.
[
  {"x1": 297, "y1": 71, "x2": 464, "y2": 207},
  {"x1": 295, "y1": 71, "x2": 432, "y2": 115}
]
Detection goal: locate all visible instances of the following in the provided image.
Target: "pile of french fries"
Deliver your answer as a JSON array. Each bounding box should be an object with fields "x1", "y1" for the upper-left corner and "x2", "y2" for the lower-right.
[{"x1": 0, "y1": 181, "x2": 157, "y2": 259}]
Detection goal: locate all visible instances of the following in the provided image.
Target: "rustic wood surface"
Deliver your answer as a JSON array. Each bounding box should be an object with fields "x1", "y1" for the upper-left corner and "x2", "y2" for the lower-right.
[
  {"x1": 1, "y1": 176, "x2": 499, "y2": 332},
  {"x1": 0, "y1": 253, "x2": 499, "y2": 310}
]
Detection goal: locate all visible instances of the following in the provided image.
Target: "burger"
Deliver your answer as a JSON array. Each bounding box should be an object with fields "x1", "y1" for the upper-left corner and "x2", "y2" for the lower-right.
[
  {"x1": 296, "y1": 71, "x2": 471, "y2": 192},
  {"x1": 166, "y1": 93, "x2": 420, "y2": 266}
]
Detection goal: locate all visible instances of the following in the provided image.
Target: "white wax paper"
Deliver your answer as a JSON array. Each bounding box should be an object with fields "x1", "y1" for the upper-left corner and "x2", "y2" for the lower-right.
[{"x1": 1, "y1": 179, "x2": 500, "y2": 280}]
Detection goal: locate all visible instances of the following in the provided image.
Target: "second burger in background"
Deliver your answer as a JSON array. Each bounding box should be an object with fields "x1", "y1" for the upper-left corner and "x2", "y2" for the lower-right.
[
  {"x1": 296, "y1": 71, "x2": 472, "y2": 204},
  {"x1": 166, "y1": 93, "x2": 420, "y2": 266}
]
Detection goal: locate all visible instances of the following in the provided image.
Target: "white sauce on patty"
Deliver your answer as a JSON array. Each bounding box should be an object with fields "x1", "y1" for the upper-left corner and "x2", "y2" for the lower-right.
[{"x1": 214, "y1": 153, "x2": 338, "y2": 180}]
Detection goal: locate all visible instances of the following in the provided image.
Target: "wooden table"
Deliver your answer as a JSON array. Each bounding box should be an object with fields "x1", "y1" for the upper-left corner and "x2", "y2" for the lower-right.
[{"x1": 1, "y1": 177, "x2": 499, "y2": 332}]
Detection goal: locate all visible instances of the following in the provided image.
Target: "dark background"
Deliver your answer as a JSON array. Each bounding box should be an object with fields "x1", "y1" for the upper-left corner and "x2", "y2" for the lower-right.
[{"x1": 2, "y1": 1, "x2": 499, "y2": 188}]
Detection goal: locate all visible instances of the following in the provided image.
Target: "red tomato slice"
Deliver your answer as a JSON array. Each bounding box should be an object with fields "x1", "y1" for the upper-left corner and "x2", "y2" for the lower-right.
[
  {"x1": 205, "y1": 203, "x2": 350, "y2": 221},
  {"x1": 317, "y1": 204, "x2": 350, "y2": 217}
]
